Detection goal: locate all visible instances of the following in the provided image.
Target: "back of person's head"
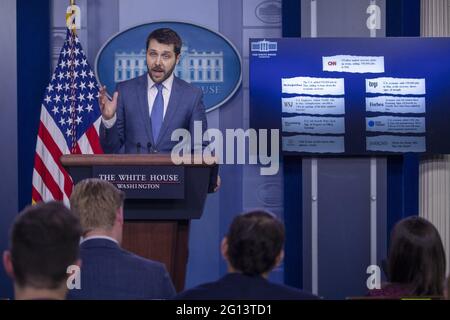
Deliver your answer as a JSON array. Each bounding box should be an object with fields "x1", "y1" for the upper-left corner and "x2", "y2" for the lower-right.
[
  {"x1": 224, "y1": 210, "x2": 285, "y2": 276},
  {"x1": 388, "y1": 216, "x2": 446, "y2": 296},
  {"x1": 70, "y1": 178, "x2": 125, "y2": 234},
  {"x1": 4, "y1": 201, "x2": 81, "y2": 291}
]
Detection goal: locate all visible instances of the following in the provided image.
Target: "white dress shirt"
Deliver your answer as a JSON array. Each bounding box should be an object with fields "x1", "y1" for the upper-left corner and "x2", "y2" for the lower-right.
[
  {"x1": 102, "y1": 73, "x2": 174, "y2": 128},
  {"x1": 79, "y1": 235, "x2": 119, "y2": 245}
]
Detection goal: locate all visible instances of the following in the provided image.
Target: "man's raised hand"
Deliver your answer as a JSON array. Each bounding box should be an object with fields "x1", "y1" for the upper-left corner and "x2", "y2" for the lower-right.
[{"x1": 99, "y1": 86, "x2": 118, "y2": 120}]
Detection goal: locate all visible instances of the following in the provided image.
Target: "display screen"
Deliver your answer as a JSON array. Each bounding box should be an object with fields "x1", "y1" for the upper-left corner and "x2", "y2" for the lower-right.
[{"x1": 249, "y1": 37, "x2": 450, "y2": 155}]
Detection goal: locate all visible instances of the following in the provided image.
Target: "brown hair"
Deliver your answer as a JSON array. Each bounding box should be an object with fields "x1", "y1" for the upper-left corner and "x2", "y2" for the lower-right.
[
  {"x1": 226, "y1": 210, "x2": 285, "y2": 275},
  {"x1": 70, "y1": 178, "x2": 125, "y2": 234},
  {"x1": 146, "y1": 28, "x2": 182, "y2": 56},
  {"x1": 10, "y1": 201, "x2": 81, "y2": 289},
  {"x1": 388, "y1": 216, "x2": 446, "y2": 296}
]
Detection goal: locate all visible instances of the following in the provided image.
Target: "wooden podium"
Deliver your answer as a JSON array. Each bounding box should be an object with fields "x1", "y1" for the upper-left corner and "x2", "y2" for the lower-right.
[{"x1": 61, "y1": 154, "x2": 217, "y2": 292}]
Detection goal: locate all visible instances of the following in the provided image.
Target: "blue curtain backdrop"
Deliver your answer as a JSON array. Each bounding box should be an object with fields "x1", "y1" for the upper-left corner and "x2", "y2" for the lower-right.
[
  {"x1": 385, "y1": 0, "x2": 421, "y2": 242},
  {"x1": 17, "y1": 0, "x2": 51, "y2": 211}
]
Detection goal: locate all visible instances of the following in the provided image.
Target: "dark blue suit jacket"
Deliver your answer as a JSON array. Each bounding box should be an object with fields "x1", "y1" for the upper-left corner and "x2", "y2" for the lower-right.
[
  {"x1": 67, "y1": 238, "x2": 176, "y2": 300},
  {"x1": 100, "y1": 75, "x2": 207, "y2": 154},
  {"x1": 174, "y1": 273, "x2": 319, "y2": 300}
]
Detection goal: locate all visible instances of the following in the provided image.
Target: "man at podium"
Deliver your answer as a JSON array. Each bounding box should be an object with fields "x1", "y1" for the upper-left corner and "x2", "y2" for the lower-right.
[
  {"x1": 99, "y1": 27, "x2": 207, "y2": 155},
  {"x1": 87, "y1": 27, "x2": 219, "y2": 293}
]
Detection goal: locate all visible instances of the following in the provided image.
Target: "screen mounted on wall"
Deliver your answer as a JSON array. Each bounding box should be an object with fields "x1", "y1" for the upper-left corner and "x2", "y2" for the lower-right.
[{"x1": 250, "y1": 37, "x2": 450, "y2": 155}]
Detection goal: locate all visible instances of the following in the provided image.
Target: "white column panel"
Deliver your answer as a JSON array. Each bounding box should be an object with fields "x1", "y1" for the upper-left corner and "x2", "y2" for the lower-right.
[
  {"x1": 118, "y1": 0, "x2": 219, "y2": 31},
  {"x1": 0, "y1": 0, "x2": 17, "y2": 211},
  {"x1": 420, "y1": 0, "x2": 450, "y2": 273}
]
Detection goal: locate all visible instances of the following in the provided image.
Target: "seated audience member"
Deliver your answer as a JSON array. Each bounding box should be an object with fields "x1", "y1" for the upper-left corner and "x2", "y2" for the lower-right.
[
  {"x1": 368, "y1": 216, "x2": 446, "y2": 298},
  {"x1": 67, "y1": 178, "x2": 175, "y2": 300},
  {"x1": 3, "y1": 202, "x2": 81, "y2": 300},
  {"x1": 175, "y1": 210, "x2": 318, "y2": 300}
]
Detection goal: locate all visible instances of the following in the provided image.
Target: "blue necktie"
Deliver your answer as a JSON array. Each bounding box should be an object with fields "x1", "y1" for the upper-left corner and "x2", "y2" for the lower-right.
[{"x1": 151, "y1": 83, "x2": 164, "y2": 142}]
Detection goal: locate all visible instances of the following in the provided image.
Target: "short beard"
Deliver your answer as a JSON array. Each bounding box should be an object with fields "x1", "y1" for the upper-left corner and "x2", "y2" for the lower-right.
[{"x1": 147, "y1": 63, "x2": 177, "y2": 84}]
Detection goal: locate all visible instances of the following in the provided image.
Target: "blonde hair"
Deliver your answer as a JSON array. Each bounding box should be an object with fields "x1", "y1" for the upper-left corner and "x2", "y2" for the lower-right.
[{"x1": 70, "y1": 178, "x2": 125, "y2": 234}]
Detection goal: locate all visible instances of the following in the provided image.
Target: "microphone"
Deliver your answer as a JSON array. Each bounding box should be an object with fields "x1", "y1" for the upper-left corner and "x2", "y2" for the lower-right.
[
  {"x1": 136, "y1": 142, "x2": 141, "y2": 154},
  {"x1": 147, "y1": 142, "x2": 152, "y2": 154}
]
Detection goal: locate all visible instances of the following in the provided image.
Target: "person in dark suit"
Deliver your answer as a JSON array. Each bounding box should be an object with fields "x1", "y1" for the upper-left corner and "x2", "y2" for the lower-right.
[
  {"x1": 99, "y1": 27, "x2": 206, "y2": 154},
  {"x1": 3, "y1": 202, "x2": 81, "y2": 300},
  {"x1": 67, "y1": 178, "x2": 176, "y2": 300},
  {"x1": 99, "y1": 27, "x2": 219, "y2": 191},
  {"x1": 175, "y1": 210, "x2": 318, "y2": 300}
]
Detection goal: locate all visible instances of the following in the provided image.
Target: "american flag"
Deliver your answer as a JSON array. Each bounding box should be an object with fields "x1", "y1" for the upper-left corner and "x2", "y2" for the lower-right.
[{"x1": 32, "y1": 29, "x2": 103, "y2": 205}]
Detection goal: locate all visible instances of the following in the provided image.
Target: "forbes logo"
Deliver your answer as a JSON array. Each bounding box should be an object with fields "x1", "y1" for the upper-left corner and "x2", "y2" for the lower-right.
[{"x1": 95, "y1": 21, "x2": 242, "y2": 112}]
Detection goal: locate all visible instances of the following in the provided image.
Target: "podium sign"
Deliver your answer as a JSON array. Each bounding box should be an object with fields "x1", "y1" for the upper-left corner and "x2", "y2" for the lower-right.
[
  {"x1": 61, "y1": 153, "x2": 217, "y2": 291},
  {"x1": 93, "y1": 165, "x2": 185, "y2": 199}
]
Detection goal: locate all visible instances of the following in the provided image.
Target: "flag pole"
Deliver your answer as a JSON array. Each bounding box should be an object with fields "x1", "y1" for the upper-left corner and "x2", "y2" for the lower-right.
[{"x1": 68, "y1": 0, "x2": 78, "y2": 152}]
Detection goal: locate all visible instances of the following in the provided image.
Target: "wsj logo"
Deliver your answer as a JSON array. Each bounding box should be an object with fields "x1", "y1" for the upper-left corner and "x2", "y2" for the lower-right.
[
  {"x1": 368, "y1": 81, "x2": 378, "y2": 88},
  {"x1": 328, "y1": 61, "x2": 337, "y2": 66},
  {"x1": 283, "y1": 102, "x2": 293, "y2": 107}
]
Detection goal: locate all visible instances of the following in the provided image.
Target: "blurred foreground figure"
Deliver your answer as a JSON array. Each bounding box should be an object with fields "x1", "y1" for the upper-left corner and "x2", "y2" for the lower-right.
[
  {"x1": 368, "y1": 216, "x2": 446, "y2": 298},
  {"x1": 68, "y1": 178, "x2": 175, "y2": 300},
  {"x1": 3, "y1": 202, "x2": 81, "y2": 300},
  {"x1": 176, "y1": 210, "x2": 318, "y2": 300}
]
